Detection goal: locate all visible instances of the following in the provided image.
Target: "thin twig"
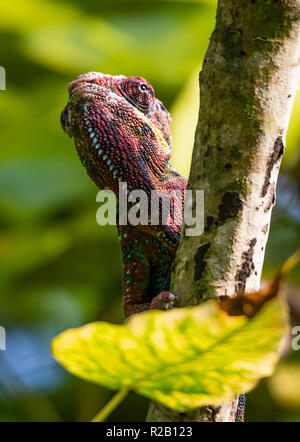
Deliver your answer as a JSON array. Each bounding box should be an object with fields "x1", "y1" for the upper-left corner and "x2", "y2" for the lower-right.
[{"x1": 91, "y1": 388, "x2": 129, "y2": 422}]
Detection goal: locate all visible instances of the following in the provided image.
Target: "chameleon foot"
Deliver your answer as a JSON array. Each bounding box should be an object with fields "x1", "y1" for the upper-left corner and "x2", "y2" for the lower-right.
[{"x1": 150, "y1": 291, "x2": 177, "y2": 311}]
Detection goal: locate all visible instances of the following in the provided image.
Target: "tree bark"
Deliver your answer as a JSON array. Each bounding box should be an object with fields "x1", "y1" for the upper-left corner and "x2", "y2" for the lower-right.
[{"x1": 147, "y1": 0, "x2": 300, "y2": 422}]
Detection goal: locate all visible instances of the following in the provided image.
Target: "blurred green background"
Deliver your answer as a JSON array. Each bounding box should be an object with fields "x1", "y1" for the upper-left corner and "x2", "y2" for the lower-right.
[{"x1": 0, "y1": 0, "x2": 300, "y2": 422}]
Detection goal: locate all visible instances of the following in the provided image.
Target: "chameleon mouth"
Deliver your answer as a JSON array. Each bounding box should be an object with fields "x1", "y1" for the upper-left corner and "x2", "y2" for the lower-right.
[
  {"x1": 68, "y1": 72, "x2": 103, "y2": 92},
  {"x1": 67, "y1": 72, "x2": 126, "y2": 102},
  {"x1": 68, "y1": 72, "x2": 117, "y2": 100},
  {"x1": 69, "y1": 81, "x2": 100, "y2": 100},
  {"x1": 68, "y1": 73, "x2": 101, "y2": 102}
]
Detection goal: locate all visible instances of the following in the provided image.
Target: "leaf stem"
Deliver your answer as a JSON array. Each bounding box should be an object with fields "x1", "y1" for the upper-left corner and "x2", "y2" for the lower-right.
[{"x1": 91, "y1": 388, "x2": 129, "y2": 422}]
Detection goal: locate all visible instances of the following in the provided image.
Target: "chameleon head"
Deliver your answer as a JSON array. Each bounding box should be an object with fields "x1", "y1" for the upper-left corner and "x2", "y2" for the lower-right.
[{"x1": 61, "y1": 72, "x2": 172, "y2": 192}]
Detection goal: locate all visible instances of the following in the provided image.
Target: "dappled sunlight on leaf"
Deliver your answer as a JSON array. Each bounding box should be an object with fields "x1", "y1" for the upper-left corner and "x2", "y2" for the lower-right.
[{"x1": 52, "y1": 297, "x2": 288, "y2": 412}]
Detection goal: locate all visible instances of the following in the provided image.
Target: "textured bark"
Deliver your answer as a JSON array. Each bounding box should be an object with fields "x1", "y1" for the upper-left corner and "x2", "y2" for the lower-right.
[{"x1": 147, "y1": 0, "x2": 300, "y2": 422}]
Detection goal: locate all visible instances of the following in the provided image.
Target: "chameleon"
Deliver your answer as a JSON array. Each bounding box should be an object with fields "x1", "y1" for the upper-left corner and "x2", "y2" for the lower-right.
[
  {"x1": 60, "y1": 71, "x2": 245, "y2": 421},
  {"x1": 60, "y1": 72, "x2": 187, "y2": 317}
]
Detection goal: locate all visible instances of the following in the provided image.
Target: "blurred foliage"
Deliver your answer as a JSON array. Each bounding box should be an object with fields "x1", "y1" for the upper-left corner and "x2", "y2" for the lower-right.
[
  {"x1": 0, "y1": 0, "x2": 299, "y2": 422},
  {"x1": 53, "y1": 297, "x2": 288, "y2": 414}
]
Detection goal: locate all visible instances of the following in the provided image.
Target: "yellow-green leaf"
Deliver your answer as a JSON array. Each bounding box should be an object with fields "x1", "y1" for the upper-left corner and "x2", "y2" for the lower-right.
[{"x1": 52, "y1": 297, "x2": 288, "y2": 412}]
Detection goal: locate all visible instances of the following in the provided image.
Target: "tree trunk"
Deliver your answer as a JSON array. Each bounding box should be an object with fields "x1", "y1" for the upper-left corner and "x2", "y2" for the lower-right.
[{"x1": 147, "y1": 0, "x2": 300, "y2": 422}]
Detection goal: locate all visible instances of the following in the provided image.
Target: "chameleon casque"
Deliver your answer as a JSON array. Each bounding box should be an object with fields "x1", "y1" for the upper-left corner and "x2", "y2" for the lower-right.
[{"x1": 60, "y1": 72, "x2": 245, "y2": 421}]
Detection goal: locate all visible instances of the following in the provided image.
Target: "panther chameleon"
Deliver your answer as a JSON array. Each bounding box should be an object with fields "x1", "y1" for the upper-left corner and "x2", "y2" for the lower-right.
[{"x1": 61, "y1": 72, "x2": 187, "y2": 317}]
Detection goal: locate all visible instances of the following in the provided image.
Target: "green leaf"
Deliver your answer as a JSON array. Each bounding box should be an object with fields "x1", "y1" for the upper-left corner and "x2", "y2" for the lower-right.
[{"x1": 52, "y1": 297, "x2": 288, "y2": 412}]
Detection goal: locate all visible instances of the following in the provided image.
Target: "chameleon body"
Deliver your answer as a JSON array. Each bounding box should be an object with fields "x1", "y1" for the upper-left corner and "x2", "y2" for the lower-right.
[
  {"x1": 60, "y1": 72, "x2": 245, "y2": 420},
  {"x1": 61, "y1": 72, "x2": 187, "y2": 316}
]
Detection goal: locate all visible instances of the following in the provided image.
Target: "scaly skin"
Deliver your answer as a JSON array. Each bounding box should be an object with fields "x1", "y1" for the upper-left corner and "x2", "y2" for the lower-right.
[
  {"x1": 60, "y1": 71, "x2": 245, "y2": 421},
  {"x1": 61, "y1": 72, "x2": 187, "y2": 316}
]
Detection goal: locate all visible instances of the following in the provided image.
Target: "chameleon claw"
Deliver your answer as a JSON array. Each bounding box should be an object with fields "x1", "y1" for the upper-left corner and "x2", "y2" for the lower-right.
[{"x1": 150, "y1": 291, "x2": 178, "y2": 311}]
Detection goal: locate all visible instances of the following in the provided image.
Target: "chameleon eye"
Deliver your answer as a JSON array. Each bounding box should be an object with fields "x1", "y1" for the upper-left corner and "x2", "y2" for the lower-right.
[
  {"x1": 140, "y1": 84, "x2": 147, "y2": 92},
  {"x1": 120, "y1": 77, "x2": 155, "y2": 113}
]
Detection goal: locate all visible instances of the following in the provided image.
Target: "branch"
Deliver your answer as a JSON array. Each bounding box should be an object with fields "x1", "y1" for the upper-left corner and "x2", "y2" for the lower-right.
[{"x1": 147, "y1": 0, "x2": 300, "y2": 422}]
